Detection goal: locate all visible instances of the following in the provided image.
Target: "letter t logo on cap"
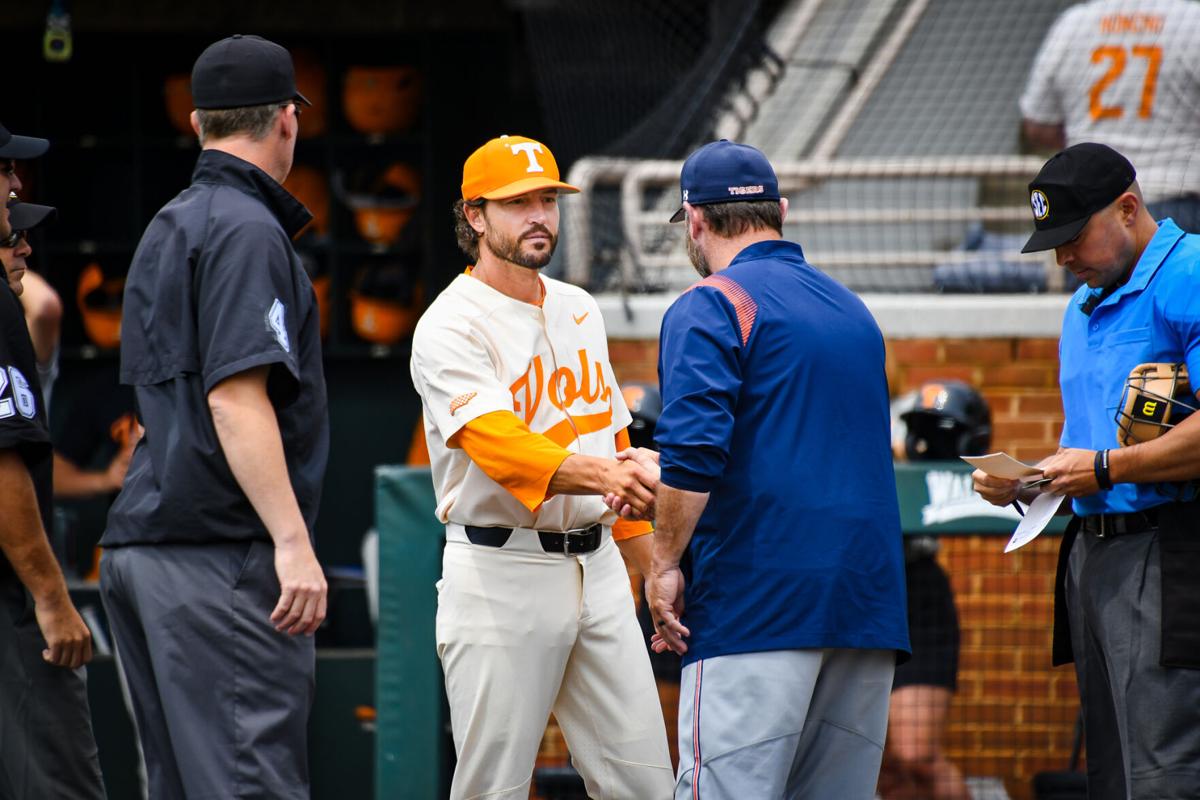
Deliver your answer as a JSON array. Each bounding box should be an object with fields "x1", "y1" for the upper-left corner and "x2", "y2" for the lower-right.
[{"x1": 508, "y1": 142, "x2": 545, "y2": 174}]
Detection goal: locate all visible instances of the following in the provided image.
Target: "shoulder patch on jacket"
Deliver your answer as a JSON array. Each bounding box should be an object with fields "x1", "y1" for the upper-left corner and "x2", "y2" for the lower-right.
[{"x1": 687, "y1": 274, "x2": 757, "y2": 346}]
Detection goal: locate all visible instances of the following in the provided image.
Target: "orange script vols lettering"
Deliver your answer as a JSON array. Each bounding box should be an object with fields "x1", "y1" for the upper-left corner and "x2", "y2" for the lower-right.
[{"x1": 510, "y1": 349, "x2": 613, "y2": 425}]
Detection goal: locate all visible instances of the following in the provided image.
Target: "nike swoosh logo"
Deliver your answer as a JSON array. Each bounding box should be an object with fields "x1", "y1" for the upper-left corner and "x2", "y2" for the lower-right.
[{"x1": 573, "y1": 312, "x2": 589, "y2": 325}]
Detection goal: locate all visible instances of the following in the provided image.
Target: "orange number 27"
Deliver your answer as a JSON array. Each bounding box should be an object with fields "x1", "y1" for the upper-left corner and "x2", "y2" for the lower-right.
[{"x1": 1089, "y1": 44, "x2": 1162, "y2": 120}]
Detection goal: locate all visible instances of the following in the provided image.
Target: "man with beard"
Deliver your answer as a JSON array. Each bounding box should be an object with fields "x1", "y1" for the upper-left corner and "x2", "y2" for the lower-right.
[
  {"x1": 409, "y1": 134, "x2": 673, "y2": 800},
  {"x1": 634, "y1": 140, "x2": 910, "y2": 799}
]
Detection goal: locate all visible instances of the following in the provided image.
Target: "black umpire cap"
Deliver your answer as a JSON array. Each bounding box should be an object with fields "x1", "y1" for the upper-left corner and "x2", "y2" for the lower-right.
[
  {"x1": 191, "y1": 34, "x2": 311, "y2": 110},
  {"x1": 0, "y1": 122, "x2": 49, "y2": 160},
  {"x1": 1022, "y1": 143, "x2": 1136, "y2": 253},
  {"x1": 7, "y1": 199, "x2": 57, "y2": 232}
]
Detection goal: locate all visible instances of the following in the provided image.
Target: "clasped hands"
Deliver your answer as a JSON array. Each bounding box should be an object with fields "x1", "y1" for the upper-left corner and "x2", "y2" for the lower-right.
[
  {"x1": 602, "y1": 447, "x2": 693, "y2": 654},
  {"x1": 603, "y1": 447, "x2": 661, "y2": 521}
]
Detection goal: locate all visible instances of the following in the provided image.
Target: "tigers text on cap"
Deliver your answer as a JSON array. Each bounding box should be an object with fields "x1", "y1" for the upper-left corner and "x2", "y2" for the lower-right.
[
  {"x1": 669, "y1": 139, "x2": 780, "y2": 223},
  {"x1": 1021, "y1": 142, "x2": 1136, "y2": 253},
  {"x1": 461, "y1": 135, "x2": 579, "y2": 201},
  {"x1": 0, "y1": 122, "x2": 49, "y2": 160},
  {"x1": 191, "y1": 35, "x2": 311, "y2": 110}
]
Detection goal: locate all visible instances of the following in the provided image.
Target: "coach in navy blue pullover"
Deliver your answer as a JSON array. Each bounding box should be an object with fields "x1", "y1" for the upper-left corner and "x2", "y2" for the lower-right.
[{"x1": 642, "y1": 140, "x2": 909, "y2": 799}]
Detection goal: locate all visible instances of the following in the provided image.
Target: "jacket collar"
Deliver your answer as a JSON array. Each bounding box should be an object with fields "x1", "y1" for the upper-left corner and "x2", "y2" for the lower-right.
[
  {"x1": 190, "y1": 149, "x2": 312, "y2": 238},
  {"x1": 729, "y1": 238, "x2": 807, "y2": 266}
]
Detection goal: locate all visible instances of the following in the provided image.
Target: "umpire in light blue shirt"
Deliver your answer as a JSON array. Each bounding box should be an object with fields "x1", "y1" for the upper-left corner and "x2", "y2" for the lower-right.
[
  {"x1": 630, "y1": 140, "x2": 910, "y2": 799},
  {"x1": 974, "y1": 142, "x2": 1200, "y2": 800}
]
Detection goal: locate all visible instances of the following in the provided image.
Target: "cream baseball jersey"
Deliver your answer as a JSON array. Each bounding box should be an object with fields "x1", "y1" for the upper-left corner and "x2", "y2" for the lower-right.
[
  {"x1": 410, "y1": 272, "x2": 632, "y2": 530},
  {"x1": 1020, "y1": 0, "x2": 1200, "y2": 202}
]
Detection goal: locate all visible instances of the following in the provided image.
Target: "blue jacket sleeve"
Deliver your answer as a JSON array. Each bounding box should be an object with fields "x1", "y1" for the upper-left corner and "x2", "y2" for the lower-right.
[{"x1": 656, "y1": 284, "x2": 745, "y2": 493}]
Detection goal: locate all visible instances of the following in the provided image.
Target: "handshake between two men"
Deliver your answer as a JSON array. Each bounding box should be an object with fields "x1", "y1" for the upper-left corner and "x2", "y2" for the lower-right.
[
  {"x1": 601, "y1": 447, "x2": 697, "y2": 659},
  {"x1": 547, "y1": 444, "x2": 695, "y2": 656},
  {"x1": 603, "y1": 446, "x2": 662, "y2": 521}
]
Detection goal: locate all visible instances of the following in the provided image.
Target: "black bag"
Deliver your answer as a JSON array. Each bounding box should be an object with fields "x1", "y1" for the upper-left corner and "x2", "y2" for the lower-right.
[
  {"x1": 1032, "y1": 710, "x2": 1087, "y2": 800},
  {"x1": 1157, "y1": 500, "x2": 1200, "y2": 668}
]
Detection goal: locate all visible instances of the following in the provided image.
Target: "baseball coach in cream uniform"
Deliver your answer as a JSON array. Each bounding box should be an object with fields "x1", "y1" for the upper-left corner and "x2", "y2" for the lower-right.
[{"x1": 409, "y1": 134, "x2": 673, "y2": 800}]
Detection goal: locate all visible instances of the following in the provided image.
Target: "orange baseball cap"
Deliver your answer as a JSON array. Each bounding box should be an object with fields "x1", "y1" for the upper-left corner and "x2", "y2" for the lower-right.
[{"x1": 461, "y1": 134, "x2": 580, "y2": 201}]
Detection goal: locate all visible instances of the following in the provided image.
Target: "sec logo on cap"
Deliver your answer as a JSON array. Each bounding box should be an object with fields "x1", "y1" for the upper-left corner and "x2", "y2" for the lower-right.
[{"x1": 1030, "y1": 189, "x2": 1050, "y2": 221}]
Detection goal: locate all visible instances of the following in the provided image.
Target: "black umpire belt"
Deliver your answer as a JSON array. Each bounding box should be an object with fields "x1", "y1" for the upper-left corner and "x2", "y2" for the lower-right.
[
  {"x1": 464, "y1": 523, "x2": 604, "y2": 555},
  {"x1": 1079, "y1": 508, "x2": 1159, "y2": 538}
]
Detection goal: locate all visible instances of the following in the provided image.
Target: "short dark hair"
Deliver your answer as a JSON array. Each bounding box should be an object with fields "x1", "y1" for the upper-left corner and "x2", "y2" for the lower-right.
[
  {"x1": 699, "y1": 199, "x2": 783, "y2": 237},
  {"x1": 194, "y1": 102, "x2": 286, "y2": 144},
  {"x1": 453, "y1": 198, "x2": 486, "y2": 261}
]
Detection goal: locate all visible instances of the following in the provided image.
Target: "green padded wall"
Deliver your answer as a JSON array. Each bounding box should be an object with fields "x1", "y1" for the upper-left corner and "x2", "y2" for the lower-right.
[{"x1": 375, "y1": 466, "x2": 446, "y2": 798}]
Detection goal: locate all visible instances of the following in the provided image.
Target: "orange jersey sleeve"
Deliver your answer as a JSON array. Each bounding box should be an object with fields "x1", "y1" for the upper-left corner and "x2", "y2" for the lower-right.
[
  {"x1": 611, "y1": 427, "x2": 653, "y2": 541},
  {"x1": 451, "y1": 410, "x2": 571, "y2": 512}
]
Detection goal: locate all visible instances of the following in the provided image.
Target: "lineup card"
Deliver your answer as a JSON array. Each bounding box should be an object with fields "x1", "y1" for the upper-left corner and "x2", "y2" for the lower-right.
[
  {"x1": 960, "y1": 452, "x2": 1063, "y2": 552},
  {"x1": 960, "y1": 452, "x2": 1043, "y2": 480}
]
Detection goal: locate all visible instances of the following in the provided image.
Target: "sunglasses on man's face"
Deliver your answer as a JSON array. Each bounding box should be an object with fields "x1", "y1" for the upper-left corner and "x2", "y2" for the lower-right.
[{"x1": 0, "y1": 230, "x2": 26, "y2": 248}]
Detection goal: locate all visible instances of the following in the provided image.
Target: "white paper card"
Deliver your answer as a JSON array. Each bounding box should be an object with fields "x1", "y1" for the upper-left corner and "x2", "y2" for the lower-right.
[
  {"x1": 960, "y1": 452, "x2": 1044, "y2": 480},
  {"x1": 1004, "y1": 492, "x2": 1066, "y2": 553}
]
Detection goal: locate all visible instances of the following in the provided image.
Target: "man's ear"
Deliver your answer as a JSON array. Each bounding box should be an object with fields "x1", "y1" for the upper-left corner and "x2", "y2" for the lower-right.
[
  {"x1": 779, "y1": 197, "x2": 789, "y2": 225},
  {"x1": 465, "y1": 202, "x2": 487, "y2": 235},
  {"x1": 685, "y1": 202, "x2": 704, "y2": 241},
  {"x1": 189, "y1": 110, "x2": 201, "y2": 138},
  {"x1": 1118, "y1": 191, "x2": 1140, "y2": 225},
  {"x1": 280, "y1": 105, "x2": 297, "y2": 143}
]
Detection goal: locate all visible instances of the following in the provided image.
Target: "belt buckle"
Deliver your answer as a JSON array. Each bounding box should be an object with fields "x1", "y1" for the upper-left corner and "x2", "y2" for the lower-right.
[
  {"x1": 1097, "y1": 515, "x2": 1108, "y2": 539},
  {"x1": 561, "y1": 525, "x2": 594, "y2": 556}
]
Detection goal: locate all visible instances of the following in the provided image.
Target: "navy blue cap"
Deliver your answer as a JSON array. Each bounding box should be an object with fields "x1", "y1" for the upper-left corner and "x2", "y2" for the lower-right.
[
  {"x1": 191, "y1": 34, "x2": 310, "y2": 110},
  {"x1": 669, "y1": 139, "x2": 780, "y2": 223}
]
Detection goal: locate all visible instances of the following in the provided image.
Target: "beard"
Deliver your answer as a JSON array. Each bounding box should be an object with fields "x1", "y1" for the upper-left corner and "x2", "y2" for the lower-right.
[
  {"x1": 484, "y1": 223, "x2": 557, "y2": 270},
  {"x1": 685, "y1": 232, "x2": 712, "y2": 278}
]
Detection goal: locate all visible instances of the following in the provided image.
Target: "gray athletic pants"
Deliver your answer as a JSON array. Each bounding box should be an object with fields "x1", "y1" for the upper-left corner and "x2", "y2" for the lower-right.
[
  {"x1": 675, "y1": 648, "x2": 894, "y2": 800},
  {"x1": 0, "y1": 577, "x2": 106, "y2": 800},
  {"x1": 100, "y1": 541, "x2": 315, "y2": 800},
  {"x1": 1066, "y1": 528, "x2": 1200, "y2": 799}
]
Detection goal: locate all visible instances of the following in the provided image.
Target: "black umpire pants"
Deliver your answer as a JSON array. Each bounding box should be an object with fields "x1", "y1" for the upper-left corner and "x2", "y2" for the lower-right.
[
  {"x1": 0, "y1": 576, "x2": 106, "y2": 800},
  {"x1": 1065, "y1": 527, "x2": 1200, "y2": 799},
  {"x1": 101, "y1": 540, "x2": 315, "y2": 800}
]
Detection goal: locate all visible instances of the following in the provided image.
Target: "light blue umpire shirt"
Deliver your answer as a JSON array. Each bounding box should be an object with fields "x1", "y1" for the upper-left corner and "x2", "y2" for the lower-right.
[{"x1": 1058, "y1": 218, "x2": 1200, "y2": 515}]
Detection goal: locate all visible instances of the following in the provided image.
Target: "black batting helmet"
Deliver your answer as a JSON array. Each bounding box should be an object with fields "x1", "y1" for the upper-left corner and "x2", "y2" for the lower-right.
[
  {"x1": 621, "y1": 382, "x2": 661, "y2": 450},
  {"x1": 901, "y1": 380, "x2": 992, "y2": 460}
]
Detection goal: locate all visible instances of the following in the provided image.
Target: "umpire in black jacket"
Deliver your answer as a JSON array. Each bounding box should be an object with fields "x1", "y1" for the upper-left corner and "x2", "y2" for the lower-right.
[{"x1": 100, "y1": 36, "x2": 329, "y2": 800}]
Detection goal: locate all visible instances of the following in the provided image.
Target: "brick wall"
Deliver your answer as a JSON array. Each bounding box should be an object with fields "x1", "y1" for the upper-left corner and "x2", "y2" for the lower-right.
[
  {"x1": 941, "y1": 536, "x2": 1080, "y2": 800},
  {"x1": 530, "y1": 336, "x2": 1077, "y2": 800},
  {"x1": 609, "y1": 336, "x2": 1067, "y2": 461},
  {"x1": 888, "y1": 337, "x2": 1065, "y2": 462}
]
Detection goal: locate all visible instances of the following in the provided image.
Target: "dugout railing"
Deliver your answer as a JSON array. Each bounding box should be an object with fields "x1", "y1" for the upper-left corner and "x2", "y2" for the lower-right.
[{"x1": 561, "y1": 155, "x2": 1056, "y2": 295}]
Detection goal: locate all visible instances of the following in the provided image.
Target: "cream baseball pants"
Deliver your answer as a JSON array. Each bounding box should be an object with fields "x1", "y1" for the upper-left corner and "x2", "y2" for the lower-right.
[{"x1": 437, "y1": 525, "x2": 673, "y2": 800}]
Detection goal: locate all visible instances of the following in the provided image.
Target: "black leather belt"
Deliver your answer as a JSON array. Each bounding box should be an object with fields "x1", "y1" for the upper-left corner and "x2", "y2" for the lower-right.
[
  {"x1": 464, "y1": 523, "x2": 603, "y2": 555},
  {"x1": 1079, "y1": 508, "x2": 1159, "y2": 538}
]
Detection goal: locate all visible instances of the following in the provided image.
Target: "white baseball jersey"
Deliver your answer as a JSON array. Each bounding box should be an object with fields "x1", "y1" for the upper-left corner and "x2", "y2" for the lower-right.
[
  {"x1": 1020, "y1": 0, "x2": 1200, "y2": 202},
  {"x1": 410, "y1": 272, "x2": 632, "y2": 531}
]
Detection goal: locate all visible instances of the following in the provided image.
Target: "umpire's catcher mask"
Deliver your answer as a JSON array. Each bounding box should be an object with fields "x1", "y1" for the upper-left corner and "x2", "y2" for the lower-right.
[{"x1": 1115, "y1": 362, "x2": 1198, "y2": 446}]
